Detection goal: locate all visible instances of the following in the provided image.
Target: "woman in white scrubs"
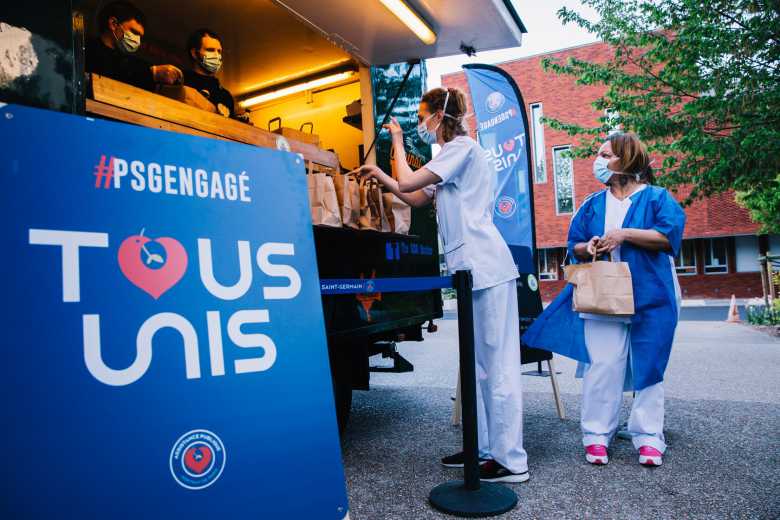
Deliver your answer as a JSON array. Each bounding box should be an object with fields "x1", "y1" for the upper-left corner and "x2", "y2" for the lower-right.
[
  {"x1": 524, "y1": 132, "x2": 685, "y2": 467},
  {"x1": 354, "y1": 87, "x2": 528, "y2": 483}
]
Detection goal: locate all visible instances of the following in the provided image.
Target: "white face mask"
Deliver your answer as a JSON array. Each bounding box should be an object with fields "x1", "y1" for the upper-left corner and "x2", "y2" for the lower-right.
[
  {"x1": 113, "y1": 23, "x2": 141, "y2": 54},
  {"x1": 200, "y1": 51, "x2": 222, "y2": 73}
]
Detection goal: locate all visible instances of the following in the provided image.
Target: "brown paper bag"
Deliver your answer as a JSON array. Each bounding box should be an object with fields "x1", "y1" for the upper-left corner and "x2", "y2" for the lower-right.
[
  {"x1": 376, "y1": 189, "x2": 392, "y2": 232},
  {"x1": 307, "y1": 164, "x2": 342, "y2": 227},
  {"x1": 389, "y1": 194, "x2": 411, "y2": 234},
  {"x1": 359, "y1": 179, "x2": 387, "y2": 231},
  {"x1": 368, "y1": 181, "x2": 385, "y2": 231},
  {"x1": 358, "y1": 179, "x2": 377, "y2": 230},
  {"x1": 382, "y1": 193, "x2": 396, "y2": 232},
  {"x1": 563, "y1": 255, "x2": 634, "y2": 316},
  {"x1": 332, "y1": 174, "x2": 360, "y2": 229},
  {"x1": 376, "y1": 187, "x2": 394, "y2": 232}
]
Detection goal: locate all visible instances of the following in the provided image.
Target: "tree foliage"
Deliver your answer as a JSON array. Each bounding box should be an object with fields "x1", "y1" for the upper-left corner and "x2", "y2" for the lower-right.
[{"x1": 542, "y1": 0, "x2": 780, "y2": 232}]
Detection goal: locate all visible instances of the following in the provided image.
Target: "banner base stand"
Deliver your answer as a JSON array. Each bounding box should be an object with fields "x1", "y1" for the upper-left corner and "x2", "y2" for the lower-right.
[
  {"x1": 429, "y1": 480, "x2": 517, "y2": 518},
  {"x1": 522, "y1": 370, "x2": 561, "y2": 377}
]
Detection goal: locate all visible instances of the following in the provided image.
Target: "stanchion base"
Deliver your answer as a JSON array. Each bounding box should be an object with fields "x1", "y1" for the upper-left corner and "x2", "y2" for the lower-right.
[{"x1": 429, "y1": 480, "x2": 518, "y2": 518}]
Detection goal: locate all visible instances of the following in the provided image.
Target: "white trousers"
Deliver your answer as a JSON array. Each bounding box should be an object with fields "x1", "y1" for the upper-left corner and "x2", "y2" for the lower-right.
[
  {"x1": 473, "y1": 279, "x2": 528, "y2": 473},
  {"x1": 581, "y1": 318, "x2": 666, "y2": 452}
]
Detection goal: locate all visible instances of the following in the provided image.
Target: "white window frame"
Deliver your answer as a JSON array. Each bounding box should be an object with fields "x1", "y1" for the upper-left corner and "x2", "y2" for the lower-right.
[
  {"x1": 674, "y1": 239, "x2": 698, "y2": 276},
  {"x1": 552, "y1": 145, "x2": 575, "y2": 215},
  {"x1": 538, "y1": 248, "x2": 559, "y2": 281},
  {"x1": 704, "y1": 237, "x2": 729, "y2": 275},
  {"x1": 530, "y1": 103, "x2": 546, "y2": 184}
]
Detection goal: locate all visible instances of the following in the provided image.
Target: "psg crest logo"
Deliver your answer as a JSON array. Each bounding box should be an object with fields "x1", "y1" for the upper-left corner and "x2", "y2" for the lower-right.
[
  {"x1": 170, "y1": 429, "x2": 226, "y2": 490},
  {"x1": 495, "y1": 196, "x2": 517, "y2": 219},
  {"x1": 485, "y1": 91, "x2": 506, "y2": 113}
]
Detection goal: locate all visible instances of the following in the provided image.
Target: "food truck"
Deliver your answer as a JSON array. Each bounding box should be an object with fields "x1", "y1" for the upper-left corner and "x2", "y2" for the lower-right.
[{"x1": 1, "y1": 0, "x2": 527, "y2": 431}]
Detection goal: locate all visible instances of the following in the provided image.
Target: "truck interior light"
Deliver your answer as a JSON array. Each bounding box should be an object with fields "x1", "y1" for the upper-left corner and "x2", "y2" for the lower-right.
[
  {"x1": 240, "y1": 71, "x2": 357, "y2": 108},
  {"x1": 379, "y1": 0, "x2": 437, "y2": 45}
]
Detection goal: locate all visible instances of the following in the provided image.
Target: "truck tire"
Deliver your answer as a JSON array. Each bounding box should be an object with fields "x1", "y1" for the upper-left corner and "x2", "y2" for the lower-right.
[
  {"x1": 328, "y1": 341, "x2": 353, "y2": 435},
  {"x1": 332, "y1": 374, "x2": 352, "y2": 435}
]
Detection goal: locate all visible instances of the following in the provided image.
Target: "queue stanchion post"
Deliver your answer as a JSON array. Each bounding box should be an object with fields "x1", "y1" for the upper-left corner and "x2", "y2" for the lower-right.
[{"x1": 428, "y1": 270, "x2": 518, "y2": 517}]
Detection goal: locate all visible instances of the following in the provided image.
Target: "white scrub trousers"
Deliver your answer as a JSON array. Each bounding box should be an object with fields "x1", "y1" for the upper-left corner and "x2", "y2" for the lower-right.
[
  {"x1": 581, "y1": 318, "x2": 666, "y2": 452},
  {"x1": 473, "y1": 279, "x2": 528, "y2": 473}
]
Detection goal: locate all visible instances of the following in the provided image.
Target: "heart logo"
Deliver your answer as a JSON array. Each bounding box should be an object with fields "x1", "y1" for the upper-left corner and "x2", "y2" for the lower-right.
[
  {"x1": 184, "y1": 445, "x2": 213, "y2": 474},
  {"x1": 118, "y1": 228, "x2": 188, "y2": 299},
  {"x1": 502, "y1": 138, "x2": 516, "y2": 152}
]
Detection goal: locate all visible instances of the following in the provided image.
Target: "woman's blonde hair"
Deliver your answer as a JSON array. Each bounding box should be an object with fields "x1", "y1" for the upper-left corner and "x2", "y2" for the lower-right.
[
  {"x1": 607, "y1": 132, "x2": 654, "y2": 185},
  {"x1": 420, "y1": 87, "x2": 468, "y2": 142}
]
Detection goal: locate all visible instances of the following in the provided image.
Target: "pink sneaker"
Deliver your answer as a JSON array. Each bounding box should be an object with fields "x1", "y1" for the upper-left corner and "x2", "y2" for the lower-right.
[
  {"x1": 638, "y1": 446, "x2": 663, "y2": 466},
  {"x1": 585, "y1": 444, "x2": 608, "y2": 465}
]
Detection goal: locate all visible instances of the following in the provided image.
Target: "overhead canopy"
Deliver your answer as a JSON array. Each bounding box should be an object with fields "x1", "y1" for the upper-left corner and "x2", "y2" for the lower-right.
[
  {"x1": 81, "y1": 0, "x2": 525, "y2": 98},
  {"x1": 271, "y1": 0, "x2": 526, "y2": 65}
]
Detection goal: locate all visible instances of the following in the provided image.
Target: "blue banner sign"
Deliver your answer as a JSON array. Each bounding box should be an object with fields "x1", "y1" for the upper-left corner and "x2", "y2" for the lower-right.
[
  {"x1": 0, "y1": 104, "x2": 348, "y2": 518},
  {"x1": 463, "y1": 64, "x2": 537, "y2": 274}
]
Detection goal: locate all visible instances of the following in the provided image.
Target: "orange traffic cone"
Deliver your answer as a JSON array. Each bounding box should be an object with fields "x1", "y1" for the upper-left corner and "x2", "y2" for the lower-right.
[{"x1": 726, "y1": 294, "x2": 741, "y2": 323}]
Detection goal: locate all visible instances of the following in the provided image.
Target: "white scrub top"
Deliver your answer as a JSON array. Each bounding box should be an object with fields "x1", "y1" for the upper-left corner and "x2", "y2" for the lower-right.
[
  {"x1": 579, "y1": 183, "x2": 646, "y2": 323},
  {"x1": 604, "y1": 183, "x2": 646, "y2": 262},
  {"x1": 422, "y1": 136, "x2": 519, "y2": 290}
]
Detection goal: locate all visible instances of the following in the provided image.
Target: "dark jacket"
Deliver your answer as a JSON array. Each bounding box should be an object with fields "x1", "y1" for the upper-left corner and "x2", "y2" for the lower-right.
[
  {"x1": 183, "y1": 69, "x2": 235, "y2": 116},
  {"x1": 85, "y1": 37, "x2": 154, "y2": 91}
]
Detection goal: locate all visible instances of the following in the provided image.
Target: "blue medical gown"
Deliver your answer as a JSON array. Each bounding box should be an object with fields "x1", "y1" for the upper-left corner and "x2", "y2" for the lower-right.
[{"x1": 522, "y1": 185, "x2": 686, "y2": 390}]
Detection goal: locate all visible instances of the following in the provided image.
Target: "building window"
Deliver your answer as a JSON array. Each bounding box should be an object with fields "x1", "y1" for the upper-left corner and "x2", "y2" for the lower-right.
[
  {"x1": 552, "y1": 145, "x2": 574, "y2": 214},
  {"x1": 674, "y1": 239, "x2": 697, "y2": 275},
  {"x1": 538, "y1": 248, "x2": 563, "y2": 281},
  {"x1": 735, "y1": 235, "x2": 760, "y2": 273},
  {"x1": 769, "y1": 234, "x2": 780, "y2": 255},
  {"x1": 530, "y1": 103, "x2": 546, "y2": 183},
  {"x1": 704, "y1": 237, "x2": 729, "y2": 274}
]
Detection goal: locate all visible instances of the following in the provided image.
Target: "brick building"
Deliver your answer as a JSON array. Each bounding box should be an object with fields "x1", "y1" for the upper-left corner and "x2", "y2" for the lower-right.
[{"x1": 442, "y1": 41, "x2": 779, "y2": 302}]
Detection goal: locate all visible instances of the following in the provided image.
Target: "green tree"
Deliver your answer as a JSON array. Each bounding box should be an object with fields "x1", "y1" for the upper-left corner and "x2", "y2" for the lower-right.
[{"x1": 542, "y1": 0, "x2": 780, "y2": 232}]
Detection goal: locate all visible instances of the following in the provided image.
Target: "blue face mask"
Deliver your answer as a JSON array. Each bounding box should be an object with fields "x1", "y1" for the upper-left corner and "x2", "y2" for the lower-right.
[
  {"x1": 417, "y1": 113, "x2": 440, "y2": 145},
  {"x1": 593, "y1": 156, "x2": 614, "y2": 184},
  {"x1": 417, "y1": 90, "x2": 450, "y2": 145},
  {"x1": 112, "y1": 21, "x2": 141, "y2": 54},
  {"x1": 200, "y1": 51, "x2": 222, "y2": 73}
]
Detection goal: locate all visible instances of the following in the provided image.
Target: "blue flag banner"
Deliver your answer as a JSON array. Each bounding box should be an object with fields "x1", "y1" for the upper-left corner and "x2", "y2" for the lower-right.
[
  {"x1": 0, "y1": 104, "x2": 348, "y2": 518},
  {"x1": 463, "y1": 64, "x2": 537, "y2": 274},
  {"x1": 463, "y1": 65, "x2": 551, "y2": 364}
]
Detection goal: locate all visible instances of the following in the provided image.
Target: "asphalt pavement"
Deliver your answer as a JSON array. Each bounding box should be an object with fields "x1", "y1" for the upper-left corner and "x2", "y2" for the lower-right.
[{"x1": 341, "y1": 319, "x2": 780, "y2": 519}]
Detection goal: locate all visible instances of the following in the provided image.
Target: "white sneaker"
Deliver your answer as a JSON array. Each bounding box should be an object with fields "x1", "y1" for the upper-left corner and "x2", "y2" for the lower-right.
[
  {"x1": 585, "y1": 444, "x2": 608, "y2": 465},
  {"x1": 638, "y1": 446, "x2": 663, "y2": 466}
]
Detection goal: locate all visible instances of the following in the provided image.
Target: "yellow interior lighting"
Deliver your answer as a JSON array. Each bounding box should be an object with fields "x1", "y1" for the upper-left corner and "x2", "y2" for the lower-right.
[
  {"x1": 379, "y1": 0, "x2": 437, "y2": 45},
  {"x1": 240, "y1": 71, "x2": 356, "y2": 108}
]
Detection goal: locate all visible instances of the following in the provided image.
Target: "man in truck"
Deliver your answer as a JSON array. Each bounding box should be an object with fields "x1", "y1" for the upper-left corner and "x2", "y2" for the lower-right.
[
  {"x1": 183, "y1": 28, "x2": 236, "y2": 118},
  {"x1": 86, "y1": 1, "x2": 183, "y2": 90}
]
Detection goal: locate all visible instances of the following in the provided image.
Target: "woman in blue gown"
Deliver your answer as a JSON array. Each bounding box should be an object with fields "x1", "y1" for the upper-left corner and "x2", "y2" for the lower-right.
[{"x1": 523, "y1": 132, "x2": 685, "y2": 467}]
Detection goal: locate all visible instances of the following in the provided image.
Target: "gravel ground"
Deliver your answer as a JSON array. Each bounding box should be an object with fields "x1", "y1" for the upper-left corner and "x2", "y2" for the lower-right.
[{"x1": 341, "y1": 320, "x2": 780, "y2": 519}]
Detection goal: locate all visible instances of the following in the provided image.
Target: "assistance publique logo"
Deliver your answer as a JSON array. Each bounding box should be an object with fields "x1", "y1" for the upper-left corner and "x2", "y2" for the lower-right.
[{"x1": 169, "y1": 429, "x2": 227, "y2": 490}]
